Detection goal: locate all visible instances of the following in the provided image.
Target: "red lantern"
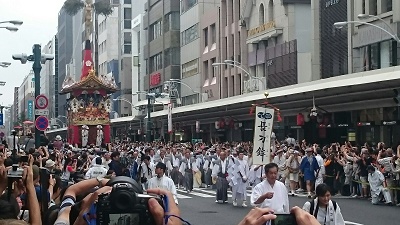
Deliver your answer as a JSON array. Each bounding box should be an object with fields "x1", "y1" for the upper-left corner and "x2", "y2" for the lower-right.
[{"x1": 297, "y1": 113, "x2": 305, "y2": 126}]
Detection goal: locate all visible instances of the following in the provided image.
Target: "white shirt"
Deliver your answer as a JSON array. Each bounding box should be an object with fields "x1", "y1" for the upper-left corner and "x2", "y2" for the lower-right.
[
  {"x1": 85, "y1": 164, "x2": 108, "y2": 179},
  {"x1": 250, "y1": 180, "x2": 289, "y2": 213},
  {"x1": 302, "y1": 199, "x2": 345, "y2": 225},
  {"x1": 148, "y1": 175, "x2": 179, "y2": 205}
]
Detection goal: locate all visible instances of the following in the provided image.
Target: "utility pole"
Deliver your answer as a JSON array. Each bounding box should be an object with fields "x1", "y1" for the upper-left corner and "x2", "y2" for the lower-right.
[
  {"x1": 12, "y1": 44, "x2": 54, "y2": 148},
  {"x1": 32, "y1": 45, "x2": 42, "y2": 148}
]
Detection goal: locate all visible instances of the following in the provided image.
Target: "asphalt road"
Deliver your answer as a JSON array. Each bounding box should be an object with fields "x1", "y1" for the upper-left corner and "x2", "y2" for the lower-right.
[{"x1": 174, "y1": 188, "x2": 398, "y2": 225}]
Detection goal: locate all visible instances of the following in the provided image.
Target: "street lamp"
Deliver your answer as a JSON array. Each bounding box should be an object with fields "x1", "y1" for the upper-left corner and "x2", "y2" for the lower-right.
[
  {"x1": 212, "y1": 62, "x2": 267, "y2": 90},
  {"x1": 0, "y1": 62, "x2": 11, "y2": 68},
  {"x1": 333, "y1": 20, "x2": 400, "y2": 43},
  {"x1": 0, "y1": 26, "x2": 18, "y2": 32},
  {"x1": 113, "y1": 97, "x2": 134, "y2": 116},
  {"x1": 0, "y1": 20, "x2": 23, "y2": 26},
  {"x1": 141, "y1": 92, "x2": 168, "y2": 142},
  {"x1": 165, "y1": 79, "x2": 201, "y2": 103},
  {"x1": 12, "y1": 45, "x2": 54, "y2": 148}
]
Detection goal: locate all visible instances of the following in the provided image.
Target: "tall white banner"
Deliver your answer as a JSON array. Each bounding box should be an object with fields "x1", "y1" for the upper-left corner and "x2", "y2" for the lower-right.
[
  {"x1": 168, "y1": 103, "x2": 173, "y2": 133},
  {"x1": 252, "y1": 106, "x2": 275, "y2": 165}
]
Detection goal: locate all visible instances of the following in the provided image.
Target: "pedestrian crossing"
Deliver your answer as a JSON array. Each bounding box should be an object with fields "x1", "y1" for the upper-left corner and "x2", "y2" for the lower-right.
[{"x1": 176, "y1": 187, "x2": 253, "y2": 199}]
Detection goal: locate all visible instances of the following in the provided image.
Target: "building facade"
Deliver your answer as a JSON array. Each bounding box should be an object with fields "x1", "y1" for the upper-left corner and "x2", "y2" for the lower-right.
[
  {"x1": 143, "y1": 0, "x2": 181, "y2": 94},
  {"x1": 243, "y1": 0, "x2": 311, "y2": 92},
  {"x1": 311, "y1": 0, "x2": 348, "y2": 80},
  {"x1": 213, "y1": 0, "x2": 248, "y2": 99},
  {"x1": 180, "y1": 0, "x2": 219, "y2": 105},
  {"x1": 57, "y1": 8, "x2": 73, "y2": 117},
  {"x1": 132, "y1": 14, "x2": 146, "y2": 110},
  {"x1": 17, "y1": 71, "x2": 34, "y2": 122},
  {"x1": 41, "y1": 37, "x2": 57, "y2": 120},
  {"x1": 200, "y1": 7, "x2": 220, "y2": 101}
]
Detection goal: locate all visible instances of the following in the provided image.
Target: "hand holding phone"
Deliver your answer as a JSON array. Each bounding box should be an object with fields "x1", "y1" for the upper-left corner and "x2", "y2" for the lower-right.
[{"x1": 271, "y1": 213, "x2": 297, "y2": 225}]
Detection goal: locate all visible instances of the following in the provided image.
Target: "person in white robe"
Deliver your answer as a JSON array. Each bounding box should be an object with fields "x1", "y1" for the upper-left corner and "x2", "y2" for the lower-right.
[
  {"x1": 286, "y1": 150, "x2": 301, "y2": 196},
  {"x1": 139, "y1": 155, "x2": 155, "y2": 190},
  {"x1": 179, "y1": 149, "x2": 198, "y2": 193},
  {"x1": 147, "y1": 162, "x2": 179, "y2": 205},
  {"x1": 250, "y1": 163, "x2": 289, "y2": 213},
  {"x1": 169, "y1": 148, "x2": 182, "y2": 188},
  {"x1": 367, "y1": 165, "x2": 392, "y2": 205},
  {"x1": 85, "y1": 157, "x2": 108, "y2": 179},
  {"x1": 211, "y1": 151, "x2": 229, "y2": 203},
  {"x1": 96, "y1": 125, "x2": 103, "y2": 147},
  {"x1": 81, "y1": 125, "x2": 89, "y2": 147},
  {"x1": 273, "y1": 149, "x2": 287, "y2": 181},
  {"x1": 153, "y1": 149, "x2": 173, "y2": 176},
  {"x1": 302, "y1": 183, "x2": 345, "y2": 225},
  {"x1": 229, "y1": 150, "x2": 249, "y2": 207},
  {"x1": 249, "y1": 165, "x2": 265, "y2": 188},
  {"x1": 315, "y1": 147, "x2": 325, "y2": 191}
]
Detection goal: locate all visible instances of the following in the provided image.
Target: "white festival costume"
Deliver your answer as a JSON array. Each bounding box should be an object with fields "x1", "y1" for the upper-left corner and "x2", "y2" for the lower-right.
[
  {"x1": 250, "y1": 179, "x2": 289, "y2": 213},
  {"x1": 148, "y1": 175, "x2": 179, "y2": 205}
]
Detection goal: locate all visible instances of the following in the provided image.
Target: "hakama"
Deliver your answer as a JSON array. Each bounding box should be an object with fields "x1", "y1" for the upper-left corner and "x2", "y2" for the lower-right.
[{"x1": 216, "y1": 175, "x2": 229, "y2": 202}]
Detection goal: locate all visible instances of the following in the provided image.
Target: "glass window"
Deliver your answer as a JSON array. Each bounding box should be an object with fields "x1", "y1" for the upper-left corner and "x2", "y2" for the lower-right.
[
  {"x1": 181, "y1": 23, "x2": 198, "y2": 46},
  {"x1": 124, "y1": 20, "x2": 131, "y2": 29},
  {"x1": 149, "y1": 53, "x2": 163, "y2": 73},
  {"x1": 182, "y1": 59, "x2": 199, "y2": 78},
  {"x1": 124, "y1": 45, "x2": 131, "y2": 54},
  {"x1": 124, "y1": 8, "x2": 132, "y2": 20},
  {"x1": 164, "y1": 48, "x2": 180, "y2": 67},
  {"x1": 124, "y1": 0, "x2": 131, "y2": 4},
  {"x1": 124, "y1": 32, "x2": 131, "y2": 45},
  {"x1": 210, "y1": 24, "x2": 216, "y2": 44},
  {"x1": 150, "y1": 20, "x2": 162, "y2": 41},
  {"x1": 181, "y1": 0, "x2": 198, "y2": 13},
  {"x1": 164, "y1": 12, "x2": 180, "y2": 33},
  {"x1": 387, "y1": 0, "x2": 392, "y2": 12},
  {"x1": 203, "y1": 27, "x2": 208, "y2": 47}
]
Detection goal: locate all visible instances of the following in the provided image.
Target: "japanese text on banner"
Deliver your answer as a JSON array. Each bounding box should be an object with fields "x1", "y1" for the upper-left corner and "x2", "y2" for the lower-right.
[
  {"x1": 167, "y1": 103, "x2": 173, "y2": 133},
  {"x1": 252, "y1": 106, "x2": 274, "y2": 165}
]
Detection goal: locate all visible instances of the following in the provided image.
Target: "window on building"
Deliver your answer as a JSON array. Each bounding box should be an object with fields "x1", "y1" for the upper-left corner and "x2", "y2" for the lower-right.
[
  {"x1": 124, "y1": 44, "x2": 131, "y2": 54},
  {"x1": 268, "y1": 0, "x2": 273, "y2": 21},
  {"x1": 181, "y1": 0, "x2": 198, "y2": 14},
  {"x1": 164, "y1": 12, "x2": 180, "y2": 33},
  {"x1": 164, "y1": 48, "x2": 180, "y2": 67},
  {"x1": 369, "y1": 0, "x2": 377, "y2": 15},
  {"x1": 362, "y1": 0, "x2": 366, "y2": 14},
  {"x1": 204, "y1": 27, "x2": 208, "y2": 47},
  {"x1": 124, "y1": 0, "x2": 131, "y2": 4},
  {"x1": 150, "y1": 20, "x2": 162, "y2": 41},
  {"x1": 182, "y1": 23, "x2": 199, "y2": 46},
  {"x1": 149, "y1": 53, "x2": 162, "y2": 73},
  {"x1": 203, "y1": 60, "x2": 209, "y2": 79},
  {"x1": 124, "y1": 32, "x2": 131, "y2": 45},
  {"x1": 124, "y1": 20, "x2": 131, "y2": 29},
  {"x1": 211, "y1": 58, "x2": 216, "y2": 77},
  {"x1": 182, "y1": 59, "x2": 199, "y2": 78},
  {"x1": 124, "y1": 8, "x2": 132, "y2": 19},
  {"x1": 386, "y1": 0, "x2": 392, "y2": 12},
  {"x1": 259, "y1": 4, "x2": 265, "y2": 25},
  {"x1": 210, "y1": 24, "x2": 216, "y2": 44}
]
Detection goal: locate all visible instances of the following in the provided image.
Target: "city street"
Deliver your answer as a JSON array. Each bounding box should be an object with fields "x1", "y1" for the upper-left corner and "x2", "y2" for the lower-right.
[{"x1": 174, "y1": 188, "x2": 398, "y2": 225}]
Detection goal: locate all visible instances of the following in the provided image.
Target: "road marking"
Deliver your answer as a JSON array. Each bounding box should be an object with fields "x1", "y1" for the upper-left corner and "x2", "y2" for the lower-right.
[
  {"x1": 176, "y1": 193, "x2": 191, "y2": 199},
  {"x1": 177, "y1": 189, "x2": 214, "y2": 198},
  {"x1": 344, "y1": 221, "x2": 363, "y2": 225}
]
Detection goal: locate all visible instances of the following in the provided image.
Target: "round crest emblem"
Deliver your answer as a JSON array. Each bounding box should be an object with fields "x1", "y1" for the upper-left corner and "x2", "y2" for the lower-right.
[{"x1": 85, "y1": 60, "x2": 92, "y2": 66}]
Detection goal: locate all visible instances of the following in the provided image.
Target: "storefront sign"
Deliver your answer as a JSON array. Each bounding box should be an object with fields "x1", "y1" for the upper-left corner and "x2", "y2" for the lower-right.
[
  {"x1": 150, "y1": 73, "x2": 161, "y2": 86},
  {"x1": 248, "y1": 21, "x2": 275, "y2": 37},
  {"x1": 252, "y1": 107, "x2": 274, "y2": 165}
]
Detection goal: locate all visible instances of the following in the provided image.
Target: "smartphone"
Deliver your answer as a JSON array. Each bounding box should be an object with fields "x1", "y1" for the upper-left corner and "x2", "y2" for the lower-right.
[
  {"x1": 271, "y1": 214, "x2": 297, "y2": 225},
  {"x1": 20, "y1": 155, "x2": 28, "y2": 163}
]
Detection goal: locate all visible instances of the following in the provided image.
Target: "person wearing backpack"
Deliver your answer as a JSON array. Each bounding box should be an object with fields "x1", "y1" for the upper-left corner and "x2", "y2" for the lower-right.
[{"x1": 302, "y1": 183, "x2": 345, "y2": 225}]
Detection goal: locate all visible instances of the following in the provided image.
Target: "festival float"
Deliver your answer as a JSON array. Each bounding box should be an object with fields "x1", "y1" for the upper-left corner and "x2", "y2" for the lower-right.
[{"x1": 60, "y1": 0, "x2": 117, "y2": 147}]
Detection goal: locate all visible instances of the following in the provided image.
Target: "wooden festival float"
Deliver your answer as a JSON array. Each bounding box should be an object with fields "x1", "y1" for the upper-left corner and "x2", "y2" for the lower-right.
[{"x1": 59, "y1": 40, "x2": 118, "y2": 147}]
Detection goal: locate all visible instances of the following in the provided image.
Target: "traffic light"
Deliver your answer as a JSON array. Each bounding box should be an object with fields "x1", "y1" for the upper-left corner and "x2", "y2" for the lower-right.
[{"x1": 393, "y1": 89, "x2": 400, "y2": 105}]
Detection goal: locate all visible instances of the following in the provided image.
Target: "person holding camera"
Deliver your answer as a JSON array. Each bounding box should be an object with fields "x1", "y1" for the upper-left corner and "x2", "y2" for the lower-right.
[{"x1": 0, "y1": 155, "x2": 42, "y2": 225}]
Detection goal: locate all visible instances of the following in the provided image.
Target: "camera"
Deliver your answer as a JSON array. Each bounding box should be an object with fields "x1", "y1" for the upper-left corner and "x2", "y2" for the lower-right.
[{"x1": 96, "y1": 176, "x2": 164, "y2": 225}]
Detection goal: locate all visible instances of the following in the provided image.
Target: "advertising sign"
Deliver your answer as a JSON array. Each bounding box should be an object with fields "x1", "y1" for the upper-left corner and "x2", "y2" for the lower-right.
[{"x1": 27, "y1": 100, "x2": 34, "y2": 121}]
